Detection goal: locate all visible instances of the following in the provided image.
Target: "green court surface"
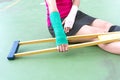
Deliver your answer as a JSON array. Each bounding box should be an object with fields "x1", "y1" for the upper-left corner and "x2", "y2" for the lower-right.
[{"x1": 0, "y1": 0, "x2": 120, "y2": 80}]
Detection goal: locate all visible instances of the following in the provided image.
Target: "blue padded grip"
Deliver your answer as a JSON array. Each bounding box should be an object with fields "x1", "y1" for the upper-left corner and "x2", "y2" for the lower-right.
[{"x1": 7, "y1": 40, "x2": 20, "y2": 60}]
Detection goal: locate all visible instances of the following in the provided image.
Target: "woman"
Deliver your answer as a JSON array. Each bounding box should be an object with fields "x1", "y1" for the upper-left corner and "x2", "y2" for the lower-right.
[{"x1": 45, "y1": 0, "x2": 120, "y2": 54}]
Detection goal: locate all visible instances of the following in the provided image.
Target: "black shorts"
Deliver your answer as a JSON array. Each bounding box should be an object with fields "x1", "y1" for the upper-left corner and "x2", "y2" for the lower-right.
[{"x1": 48, "y1": 10, "x2": 96, "y2": 37}]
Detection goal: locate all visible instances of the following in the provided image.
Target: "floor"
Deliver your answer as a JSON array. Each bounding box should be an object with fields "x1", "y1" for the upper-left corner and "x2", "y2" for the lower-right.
[{"x1": 0, "y1": 0, "x2": 120, "y2": 80}]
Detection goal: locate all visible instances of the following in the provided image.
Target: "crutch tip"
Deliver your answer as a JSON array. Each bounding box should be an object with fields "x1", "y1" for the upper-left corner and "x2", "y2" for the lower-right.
[
  {"x1": 7, "y1": 40, "x2": 20, "y2": 60},
  {"x1": 7, "y1": 56, "x2": 15, "y2": 60}
]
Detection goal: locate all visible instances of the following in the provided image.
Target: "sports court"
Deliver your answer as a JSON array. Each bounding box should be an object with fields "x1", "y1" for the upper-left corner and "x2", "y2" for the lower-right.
[{"x1": 0, "y1": 0, "x2": 120, "y2": 80}]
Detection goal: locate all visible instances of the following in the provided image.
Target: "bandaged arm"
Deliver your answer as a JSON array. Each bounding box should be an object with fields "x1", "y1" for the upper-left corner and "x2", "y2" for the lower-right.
[
  {"x1": 64, "y1": 5, "x2": 78, "y2": 29},
  {"x1": 50, "y1": 11, "x2": 68, "y2": 46},
  {"x1": 64, "y1": 0, "x2": 79, "y2": 29}
]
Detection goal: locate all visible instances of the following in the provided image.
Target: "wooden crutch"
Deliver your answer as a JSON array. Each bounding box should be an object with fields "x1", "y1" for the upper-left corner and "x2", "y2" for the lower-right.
[{"x1": 7, "y1": 31, "x2": 120, "y2": 60}]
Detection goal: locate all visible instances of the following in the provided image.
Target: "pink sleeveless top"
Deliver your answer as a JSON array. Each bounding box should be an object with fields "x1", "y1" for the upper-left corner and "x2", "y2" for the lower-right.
[{"x1": 45, "y1": 0, "x2": 72, "y2": 27}]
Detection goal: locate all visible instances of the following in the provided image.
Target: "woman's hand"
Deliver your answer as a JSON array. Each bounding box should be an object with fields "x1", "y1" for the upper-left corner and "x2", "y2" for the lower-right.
[
  {"x1": 62, "y1": 5, "x2": 78, "y2": 33},
  {"x1": 57, "y1": 44, "x2": 68, "y2": 52},
  {"x1": 62, "y1": 19, "x2": 71, "y2": 33}
]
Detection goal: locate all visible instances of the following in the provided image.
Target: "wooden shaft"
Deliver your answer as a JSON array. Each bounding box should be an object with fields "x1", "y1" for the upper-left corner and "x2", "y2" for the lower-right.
[
  {"x1": 19, "y1": 38, "x2": 55, "y2": 45},
  {"x1": 15, "y1": 38, "x2": 120, "y2": 57},
  {"x1": 19, "y1": 31, "x2": 120, "y2": 45},
  {"x1": 19, "y1": 34, "x2": 98, "y2": 45}
]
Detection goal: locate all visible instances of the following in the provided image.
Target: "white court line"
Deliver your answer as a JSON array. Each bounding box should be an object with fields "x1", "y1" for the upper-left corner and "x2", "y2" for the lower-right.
[
  {"x1": 0, "y1": 0, "x2": 20, "y2": 11},
  {"x1": 40, "y1": 2, "x2": 45, "y2": 6}
]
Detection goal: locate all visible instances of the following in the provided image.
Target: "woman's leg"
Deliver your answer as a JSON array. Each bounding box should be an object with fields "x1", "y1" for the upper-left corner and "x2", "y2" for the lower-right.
[
  {"x1": 98, "y1": 42, "x2": 120, "y2": 54},
  {"x1": 91, "y1": 19, "x2": 113, "y2": 32},
  {"x1": 91, "y1": 19, "x2": 120, "y2": 54},
  {"x1": 72, "y1": 19, "x2": 120, "y2": 54},
  {"x1": 70, "y1": 24, "x2": 104, "y2": 42},
  {"x1": 74, "y1": 19, "x2": 113, "y2": 41}
]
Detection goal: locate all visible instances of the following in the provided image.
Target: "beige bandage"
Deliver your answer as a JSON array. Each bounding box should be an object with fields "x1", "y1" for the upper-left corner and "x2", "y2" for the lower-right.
[{"x1": 64, "y1": 5, "x2": 78, "y2": 29}]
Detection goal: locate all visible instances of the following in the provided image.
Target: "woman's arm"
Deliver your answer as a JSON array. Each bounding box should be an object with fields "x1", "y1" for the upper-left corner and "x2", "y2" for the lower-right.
[
  {"x1": 46, "y1": 0, "x2": 57, "y2": 13},
  {"x1": 63, "y1": 0, "x2": 80, "y2": 33},
  {"x1": 73, "y1": 0, "x2": 80, "y2": 7},
  {"x1": 46, "y1": 0, "x2": 68, "y2": 52}
]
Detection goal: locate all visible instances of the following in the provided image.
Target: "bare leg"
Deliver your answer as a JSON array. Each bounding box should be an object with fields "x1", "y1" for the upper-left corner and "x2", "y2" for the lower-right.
[
  {"x1": 70, "y1": 19, "x2": 120, "y2": 54},
  {"x1": 91, "y1": 19, "x2": 113, "y2": 32},
  {"x1": 74, "y1": 25, "x2": 104, "y2": 42},
  {"x1": 92, "y1": 19, "x2": 120, "y2": 54},
  {"x1": 98, "y1": 42, "x2": 120, "y2": 54},
  {"x1": 69, "y1": 24, "x2": 105, "y2": 43}
]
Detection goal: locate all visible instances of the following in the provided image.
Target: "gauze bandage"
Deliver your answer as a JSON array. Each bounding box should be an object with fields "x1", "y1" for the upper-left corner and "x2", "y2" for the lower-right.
[
  {"x1": 64, "y1": 5, "x2": 78, "y2": 29},
  {"x1": 50, "y1": 12, "x2": 68, "y2": 46}
]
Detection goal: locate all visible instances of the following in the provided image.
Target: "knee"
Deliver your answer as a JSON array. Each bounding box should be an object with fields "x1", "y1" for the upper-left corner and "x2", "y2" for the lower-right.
[
  {"x1": 104, "y1": 21, "x2": 113, "y2": 30},
  {"x1": 98, "y1": 43, "x2": 120, "y2": 54},
  {"x1": 100, "y1": 21, "x2": 113, "y2": 32}
]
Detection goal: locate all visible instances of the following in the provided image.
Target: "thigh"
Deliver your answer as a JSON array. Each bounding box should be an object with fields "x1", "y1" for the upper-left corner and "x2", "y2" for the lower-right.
[
  {"x1": 69, "y1": 25, "x2": 104, "y2": 42},
  {"x1": 91, "y1": 19, "x2": 113, "y2": 32},
  {"x1": 76, "y1": 25, "x2": 104, "y2": 35}
]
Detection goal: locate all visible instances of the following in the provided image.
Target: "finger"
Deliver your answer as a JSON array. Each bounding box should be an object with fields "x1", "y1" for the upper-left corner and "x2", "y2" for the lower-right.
[
  {"x1": 63, "y1": 44, "x2": 67, "y2": 52},
  {"x1": 61, "y1": 44, "x2": 65, "y2": 52},
  {"x1": 62, "y1": 44, "x2": 65, "y2": 52},
  {"x1": 64, "y1": 27, "x2": 68, "y2": 33},
  {"x1": 66, "y1": 28, "x2": 69, "y2": 33},
  {"x1": 63, "y1": 44, "x2": 68, "y2": 52},
  {"x1": 57, "y1": 45, "x2": 63, "y2": 52},
  {"x1": 59, "y1": 45, "x2": 62, "y2": 52},
  {"x1": 64, "y1": 27, "x2": 70, "y2": 33},
  {"x1": 61, "y1": 44, "x2": 68, "y2": 52},
  {"x1": 57, "y1": 46, "x2": 63, "y2": 52},
  {"x1": 64, "y1": 44, "x2": 68, "y2": 51}
]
